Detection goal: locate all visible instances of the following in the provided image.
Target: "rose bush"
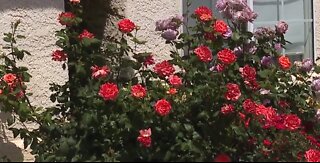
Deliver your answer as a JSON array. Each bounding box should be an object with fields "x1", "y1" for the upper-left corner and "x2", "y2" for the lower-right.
[{"x1": 1, "y1": 0, "x2": 320, "y2": 162}]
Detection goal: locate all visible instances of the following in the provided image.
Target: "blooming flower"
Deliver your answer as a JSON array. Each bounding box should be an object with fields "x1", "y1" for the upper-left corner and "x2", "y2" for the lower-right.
[
  {"x1": 153, "y1": 61, "x2": 175, "y2": 77},
  {"x1": 143, "y1": 55, "x2": 155, "y2": 67},
  {"x1": 217, "y1": 49, "x2": 237, "y2": 65},
  {"x1": 239, "y1": 65, "x2": 256, "y2": 82},
  {"x1": 91, "y1": 65, "x2": 110, "y2": 79},
  {"x1": 284, "y1": 114, "x2": 301, "y2": 131},
  {"x1": 70, "y1": 0, "x2": 80, "y2": 3},
  {"x1": 213, "y1": 20, "x2": 228, "y2": 35},
  {"x1": 167, "y1": 88, "x2": 177, "y2": 95},
  {"x1": 225, "y1": 83, "x2": 241, "y2": 101},
  {"x1": 213, "y1": 153, "x2": 231, "y2": 162},
  {"x1": 131, "y1": 84, "x2": 147, "y2": 99},
  {"x1": 242, "y1": 99, "x2": 257, "y2": 114},
  {"x1": 58, "y1": 12, "x2": 76, "y2": 26},
  {"x1": 274, "y1": 43, "x2": 282, "y2": 51},
  {"x1": 312, "y1": 78, "x2": 320, "y2": 93},
  {"x1": 278, "y1": 55, "x2": 291, "y2": 70},
  {"x1": 261, "y1": 56, "x2": 273, "y2": 67},
  {"x1": 155, "y1": 15, "x2": 183, "y2": 31},
  {"x1": 276, "y1": 21, "x2": 289, "y2": 35},
  {"x1": 194, "y1": 45, "x2": 213, "y2": 63},
  {"x1": 216, "y1": 0, "x2": 257, "y2": 23},
  {"x1": 304, "y1": 149, "x2": 320, "y2": 162},
  {"x1": 118, "y1": 18, "x2": 136, "y2": 33},
  {"x1": 99, "y1": 83, "x2": 119, "y2": 101},
  {"x1": 263, "y1": 139, "x2": 272, "y2": 147},
  {"x1": 79, "y1": 29, "x2": 95, "y2": 40},
  {"x1": 154, "y1": 99, "x2": 172, "y2": 116},
  {"x1": 137, "y1": 128, "x2": 152, "y2": 148},
  {"x1": 221, "y1": 104, "x2": 235, "y2": 115},
  {"x1": 168, "y1": 75, "x2": 182, "y2": 87},
  {"x1": 161, "y1": 29, "x2": 178, "y2": 41},
  {"x1": 194, "y1": 6, "x2": 212, "y2": 22},
  {"x1": 254, "y1": 27, "x2": 276, "y2": 40},
  {"x1": 301, "y1": 58, "x2": 313, "y2": 72},
  {"x1": 222, "y1": 26, "x2": 232, "y2": 39},
  {"x1": 2, "y1": 73, "x2": 17, "y2": 88},
  {"x1": 52, "y1": 50, "x2": 67, "y2": 62}
]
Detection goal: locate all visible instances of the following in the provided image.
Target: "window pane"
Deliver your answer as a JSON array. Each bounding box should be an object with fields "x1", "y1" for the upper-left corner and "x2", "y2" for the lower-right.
[
  {"x1": 283, "y1": 0, "x2": 304, "y2": 20},
  {"x1": 253, "y1": 0, "x2": 279, "y2": 22}
]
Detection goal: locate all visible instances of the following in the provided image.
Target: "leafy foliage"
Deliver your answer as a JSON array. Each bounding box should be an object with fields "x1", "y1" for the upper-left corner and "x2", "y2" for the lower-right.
[{"x1": 0, "y1": 1, "x2": 320, "y2": 162}]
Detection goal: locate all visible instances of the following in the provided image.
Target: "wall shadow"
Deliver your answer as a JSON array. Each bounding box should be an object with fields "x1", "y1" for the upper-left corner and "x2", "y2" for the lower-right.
[
  {"x1": 0, "y1": 112, "x2": 24, "y2": 162},
  {"x1": 80, "y1": 0, "x2": 125, "y2": 40}
]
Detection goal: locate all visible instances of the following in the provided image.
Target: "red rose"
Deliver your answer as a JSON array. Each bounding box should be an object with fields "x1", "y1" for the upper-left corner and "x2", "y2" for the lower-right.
[
  {"x1": 242, "y1": 99, "x2": 256, "y2": 114},
  {"x1": 154, "y1": 99, "x2": 172, "y2": 116},
  {"x1": 2, "y1": 73, "x2": 17, "y2": 85},
  {"x1": 221, "y1": 104, "x2": 234, "y2": 115},
  {"x1": 194, "y1": 6, "x2": 212, "y2": 22},
  {"x1": 70, "y1": 0, "x2": 80, "y2": 4},
  {"x1": 137, "y1": 128, "x2": 152, "y2": 148},
  {"x1": 99, "y1": 83, "x2": 119, "y2": 101},
  {"x1": 131, "y1": 84, "x2": 147, "y2": 99},
  {"x1": 169, "y1": 75, "x2": 182, "y2": 87},
  {"x1": 305, "y1": 149, "x2": 320, "y2": 162},
  {"x1": 52, "y1": 50, "x2": 67, "y2": 62},
  {"x1": 224, "y1": 83, "x2": 241, "y2": 101},
  {"x1": 284, "y1": 114, "x2": 301, "y2": 131},
  {"x1": 143, "y1": 55, "x2": 155, "y2": 67},
  {"x1": 58, "y1": 12, "x2": 76, "y2": 26},
  {"x1": 118, "y1": 18, "x2": 136, "y2": 33},
  {"x1": 263, "y1": 139, "x2": 272, "y2": 147},
  {"x1": 91, "y1": 65, "x2": 110, "y2": 79},
  {"x1": 79, "y1": 29, "x2": 95, "y2": 40},
  {"x1": 217, "y1": 49, "x2": 237, "y2": 65},
  {"x1": 278, "y1": 55, "x2": 291, "y2": 70},
  {"x1": 255, "y1": 105, "x2": 277, "y2": 122},
  {"x1": 0, "y1": 89, "x2": 3, "y2": 95},
  {"x1": 213, "y1": 154, "x2": 231, "y2": 162},
  {"x1": 239, "y1": 65, "x2": 256, "y2": 82},
  {"x1": 167, "y1": 88, "x2": 177, "y2": 95},
  {"x1": 153, "y1": 61, "x2": 175, "y2": 77},
  {"x1": 213, "y1": 20, "x2": 228, "y2": 35},
  {"x1": 194, "y1": 45, "x2": 213, "y2": 63}
]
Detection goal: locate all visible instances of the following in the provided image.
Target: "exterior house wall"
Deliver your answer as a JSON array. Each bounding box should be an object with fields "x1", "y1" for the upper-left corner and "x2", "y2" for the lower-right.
[
  {"x1": 0, "y1": 0, "x2": 65, "y2": 161},
  {"x1": 0, "y1": 0, "x2": 320, "y2": 162}
]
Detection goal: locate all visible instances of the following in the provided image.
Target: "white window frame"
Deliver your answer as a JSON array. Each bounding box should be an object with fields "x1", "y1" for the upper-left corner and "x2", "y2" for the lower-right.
[{"x1": 181, "y1": 0, "x2": 317, "y2": 61}]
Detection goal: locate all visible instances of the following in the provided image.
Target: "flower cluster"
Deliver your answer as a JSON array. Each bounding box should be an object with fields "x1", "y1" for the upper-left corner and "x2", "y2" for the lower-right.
[
  {"x1": 254, "y1": 27, "x2": 276, "y2": 40},
  {"x1": 137, "y1": 128, "x2": 152, "y2": 148},
  {"x1": 155, "y1": 15, "x2": 183, "y2": 41},
  {"x1": 216, "y1": 0, "x2": 257, "y2": 23}
]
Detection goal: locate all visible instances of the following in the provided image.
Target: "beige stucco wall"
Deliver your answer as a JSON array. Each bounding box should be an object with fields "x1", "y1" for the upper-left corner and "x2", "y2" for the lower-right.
[
  {"x1": 314, "y1": 0, "x2": 320, "y2": 61},
  {"x1": 1, "y1": 0, "x2": 320, "y2": 162},
  {"x1": 124, "y1": 0, "x2": 182, "y2": 61},
  {"x1": 0, "y1": 0, "x2": 65, "y2": 162}
]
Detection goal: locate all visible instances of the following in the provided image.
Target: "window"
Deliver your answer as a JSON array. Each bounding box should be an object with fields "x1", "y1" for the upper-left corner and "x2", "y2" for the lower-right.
[{"x1": 182, "y1": 0, "x2": 315, "y2": 61}]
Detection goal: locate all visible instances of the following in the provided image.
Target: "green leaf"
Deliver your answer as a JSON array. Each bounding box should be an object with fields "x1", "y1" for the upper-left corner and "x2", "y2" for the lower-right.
[{"x1": 232, "y1": 32, "x2": 240, "y2": 41}]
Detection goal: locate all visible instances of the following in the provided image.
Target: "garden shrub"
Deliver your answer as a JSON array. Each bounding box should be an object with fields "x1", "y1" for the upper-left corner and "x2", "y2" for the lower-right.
[{"x1": 1, "y1": 0, "x2": 320, "y2": 162}]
